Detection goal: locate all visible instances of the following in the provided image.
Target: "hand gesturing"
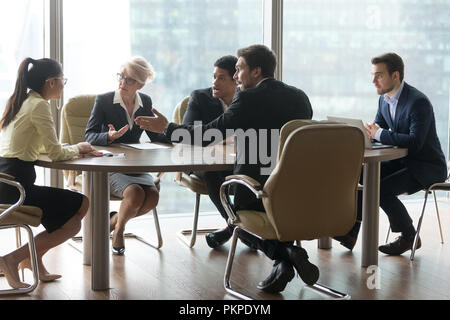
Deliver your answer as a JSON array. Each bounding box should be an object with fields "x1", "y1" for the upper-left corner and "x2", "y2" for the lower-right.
[
  {"x1": 107, "y1": 124, "x2": 129, "y2": 142},
  {"x1": 135, "y1": 108, "x2": 169, "y2": 133}
]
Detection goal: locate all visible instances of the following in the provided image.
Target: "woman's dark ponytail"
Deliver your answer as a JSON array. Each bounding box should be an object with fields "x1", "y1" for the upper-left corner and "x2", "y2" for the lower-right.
[
  {"x1": 0, "y1": 57, "x2": 62, "y2": 130},
  {"x1": 0, "y1": 58, "x2": 34, "y2": 130}
]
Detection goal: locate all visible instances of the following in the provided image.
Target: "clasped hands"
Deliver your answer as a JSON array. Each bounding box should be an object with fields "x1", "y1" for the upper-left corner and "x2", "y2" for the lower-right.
[{"x1": 364, "y1": 121, "x2": 380, "y2": 140}]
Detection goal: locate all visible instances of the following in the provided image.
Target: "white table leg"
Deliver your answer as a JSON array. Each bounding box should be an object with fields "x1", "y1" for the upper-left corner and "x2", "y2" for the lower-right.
[
  {"x1": 362, "y1": 162, "x2": 380, "y2": 267},
  {"x1": 91, "y1": 171, "x2": 110, "y2": 290},
  {"x1": 82, "y1": 171, "x2": 92, "y2": 265}
]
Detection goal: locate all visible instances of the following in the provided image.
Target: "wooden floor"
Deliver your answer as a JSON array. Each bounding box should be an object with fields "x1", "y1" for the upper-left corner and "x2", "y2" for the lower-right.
[{"x1": 1, "y1": 198, "x2": 450, "y2": 301}]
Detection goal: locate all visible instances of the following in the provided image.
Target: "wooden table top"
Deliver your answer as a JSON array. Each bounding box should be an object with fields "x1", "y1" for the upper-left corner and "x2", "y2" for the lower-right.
[
  {"x1": 36, "y1": 143, "x2": 236, "y2": 173},
  {"x1": 36, "y1": 142, "x2": 407, "y2": 172},
  {"x1": 363, "y1": 147, "x2": 408, "y2": 163}
]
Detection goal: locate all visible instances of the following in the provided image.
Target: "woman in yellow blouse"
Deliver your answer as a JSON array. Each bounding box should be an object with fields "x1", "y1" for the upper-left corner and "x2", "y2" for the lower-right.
[{"x1": 0, "y1": 57, "x2": 101, "y2": 289}]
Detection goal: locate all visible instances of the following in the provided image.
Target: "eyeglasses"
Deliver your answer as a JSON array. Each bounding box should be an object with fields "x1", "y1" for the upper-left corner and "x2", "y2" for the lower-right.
[
  {"x1": 117, "y1": 73, "x2": 137, "y2": 85},
  {"x1": 46, "y1": 77, "x2": 68, "y2": 85}
]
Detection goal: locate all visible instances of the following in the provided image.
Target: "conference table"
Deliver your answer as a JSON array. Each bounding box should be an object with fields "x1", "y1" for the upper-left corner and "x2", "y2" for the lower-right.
[
  {"x1": 36, "y1": 142, "x2": 235, "y2": 290},
  {"x1": 36, "y1": 142, "x2": 406, "y2": 290}
]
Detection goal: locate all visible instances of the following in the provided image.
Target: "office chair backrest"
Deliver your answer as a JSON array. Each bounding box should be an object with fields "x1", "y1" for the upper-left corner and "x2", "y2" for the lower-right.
[
  {"x1": 263, "y1": 123, "x2": 364, "y2": 241},
  {"x1": 278, "y1": 120, "x2": 341, "y2": 161},
  {"x1": 172, "y1": 96, "x2": 190, "y2": 124},
  {"x1": 60, "y1": 95, "x2": 97, "y2": 145}
]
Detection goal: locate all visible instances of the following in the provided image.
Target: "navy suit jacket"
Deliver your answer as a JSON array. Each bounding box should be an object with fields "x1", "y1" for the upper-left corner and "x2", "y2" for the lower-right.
[
  {"x1": 375, "y1": 82, "x2": 447, "y2": 188},
  {"x1": 166, "y1": 78, "x2": 313, "y2": 209},
  {"x1": 85, "y1": 91, "x2": 170, "y2": 146},
  {"x1": 182, "y1": 87, "x2": 224, "y2": 126}
]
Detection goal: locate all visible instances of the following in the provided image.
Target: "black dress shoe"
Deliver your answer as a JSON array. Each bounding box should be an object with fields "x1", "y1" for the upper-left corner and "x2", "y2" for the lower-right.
[
  {"x1": 333, "y1": 221, "x2": 360, "y2": 251},
  {"x1": 333, "y1": 234, "x2": 357, "y2": 251},
  {"x1": 205, "y1": 226, "x2": 234, "y2": 249},
  {"x1": 112, "y1": 246, "x2": 125, "y2": 255},
  {"x1": 257, "y1": 260, "x2": 294, "y2": 294},
  {"x1": 286, "y1": 246, "x2": 320, "y2": 285},
  {"x1": 378, "y1": 236, "x2": 421, "y2": 255}
]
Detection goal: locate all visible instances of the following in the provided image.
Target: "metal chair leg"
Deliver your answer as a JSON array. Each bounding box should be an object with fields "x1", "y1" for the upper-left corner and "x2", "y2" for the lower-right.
[
  {"x1": 309, "y1": 283, "x2": 351, "y2": 299},
  {"x1": 432, "y1": 190, "x2": 444, "y2": 244},
  {"x1": 385, "y1": 227, "x2": 391, "y2": 243},
  {"x1": 15, "y1": 227, "x2": 25, "y2": 281},
  {"x1": 410, "y1": 191, "x2": 429, "y2": 260},
  {"x1": 224, "y1": 227, "x2": 351, "y2": 300},
  {"x1": 0, "y1": 224, "x2": 39, "y2": 295},
  {"x1": 178, "y1": 193, "x2": 217, "y2": 248},
  {"x1": 71, "y1": 207, "x2": 163, "y2": 250},
  {"x1": 127, "y1": 207, "x2": 163, "y2": 249},
  {"x1": 224, "y1": 227, "x2": 252, "y2": 300}
]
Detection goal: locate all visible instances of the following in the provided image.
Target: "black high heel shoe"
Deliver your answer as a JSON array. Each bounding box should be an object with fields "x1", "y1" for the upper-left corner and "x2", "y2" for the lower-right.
[
  {"x1": 112, "y1": 246, "x2": 125, "y2": 255},
  {"x1": 110, "y1": 213, "x2": 124, "y2": 255}
]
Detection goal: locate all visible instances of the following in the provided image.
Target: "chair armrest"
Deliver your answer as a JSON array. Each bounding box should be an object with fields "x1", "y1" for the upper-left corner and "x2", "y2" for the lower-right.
[
  {"x1": 219, "y1": 175, "x2": 265, "y2": 224},
  {"x1": 225, "y1": 175, "x2": 261, "y2": 190},
  {"x1": 0, "y1": 177, "x2": 26, "y2": 223},
  {"x1": 0, "y1": 173, "x2": 15, "y2": 181}
]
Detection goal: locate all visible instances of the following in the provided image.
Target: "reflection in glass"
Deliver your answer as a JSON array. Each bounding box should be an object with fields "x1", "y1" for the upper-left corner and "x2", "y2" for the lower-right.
[
  {"x1": 283, "y1": 0, "x2": 450, "y2": 158},
  {"x1": 0, "y1": 0, "x2": 45, "y2": 185},
  {"x1": 63, "y1": 0, "x2": 263, "y2": 214}
]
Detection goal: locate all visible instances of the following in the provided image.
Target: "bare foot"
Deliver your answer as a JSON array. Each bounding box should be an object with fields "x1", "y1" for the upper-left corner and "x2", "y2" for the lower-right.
[
  {"x1": 19, "y1": 259, "x2": 61, "y2": 282},
  {"x1": 0, "y1": 256, "x2": 30, "y2": 289}
]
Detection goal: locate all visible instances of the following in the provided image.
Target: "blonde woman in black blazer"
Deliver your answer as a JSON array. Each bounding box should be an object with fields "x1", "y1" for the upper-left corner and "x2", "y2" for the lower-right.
[{"x1": 85, "y1": 57, "x2": 169, "y2": 255}]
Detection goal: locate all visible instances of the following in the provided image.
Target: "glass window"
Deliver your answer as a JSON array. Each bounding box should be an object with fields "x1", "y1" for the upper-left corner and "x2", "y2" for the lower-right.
[
  {"x1": 283, "y1": 0, "x2": 450, "y2": 157},
  {"x1": 63, "y1": 0, "x2": 263, "y2": 214},
  {"x1": 0, "y1": 0, "x2": 45, "y2": 185},
  {"x1": 0, "y1": 0, "x2": 45, "y2": 116}
]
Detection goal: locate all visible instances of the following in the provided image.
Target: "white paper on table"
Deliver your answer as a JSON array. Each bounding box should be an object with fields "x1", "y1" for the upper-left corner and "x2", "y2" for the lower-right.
[{"x1": 119, "y1": 142, "x2": 171, "y2": 150}]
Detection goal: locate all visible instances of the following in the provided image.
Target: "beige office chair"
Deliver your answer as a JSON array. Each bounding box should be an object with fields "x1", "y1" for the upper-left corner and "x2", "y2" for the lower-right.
[
  {"x1": 60, "y1": 95, "x2": 162, "y2": 248},
  {"x1": 0, "y1": 173, "x2": 41, "y2": 295},
  {"x1": 219, "y1": 120, "x2": 365, "y2": 300},
  {"x1": 385, "y1": 167, "x2": 449, "y2": 260},
  {"x1": 171, "y1": 96, "x2": 218, "y2": 247}
]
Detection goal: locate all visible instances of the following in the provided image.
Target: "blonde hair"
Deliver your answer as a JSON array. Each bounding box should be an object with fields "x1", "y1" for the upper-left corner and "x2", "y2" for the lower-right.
[{"x1": 122, "y1": 56, "x2": 156, "y2": 84}]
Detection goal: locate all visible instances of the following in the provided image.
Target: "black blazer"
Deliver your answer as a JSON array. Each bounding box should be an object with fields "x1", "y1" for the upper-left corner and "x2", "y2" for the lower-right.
[
  {"x1": 166, "y1": 78, "x2": 313, "y2": 209},
  {"x1": 182, "y1": 87, "x2": 224, "y2": 125},
  {"x1": 375, "y1": 82, "x2": 447, "y2": 188},
  {"x1": 85, "y1": 91, "x2": 170, "y2": 146}
]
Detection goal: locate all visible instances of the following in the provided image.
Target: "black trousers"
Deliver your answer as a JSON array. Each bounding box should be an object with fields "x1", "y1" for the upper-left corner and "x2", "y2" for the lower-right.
[
  {"x1": 357, "y1": 160, "x2": 422, "y2": 234},
  {"x1": 195, "y1": 170, "x2": 294, "y2": 261}
]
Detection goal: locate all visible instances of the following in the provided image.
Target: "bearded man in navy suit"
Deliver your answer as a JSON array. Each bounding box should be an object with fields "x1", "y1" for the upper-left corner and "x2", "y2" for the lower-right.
[{"x1": 335, "y1": 53, "x2": 447, "y2": 256}]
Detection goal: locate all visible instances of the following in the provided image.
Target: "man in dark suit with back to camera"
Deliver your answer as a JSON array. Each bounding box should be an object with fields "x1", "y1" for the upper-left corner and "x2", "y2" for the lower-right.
[
  {"x1": 334, "y1": 53, "x2": 447, "y2": 255},
  {"x1": 182, "y1": 56, "x2": 237, "y2": 244},
  {"x1": 135, "y1": 44, "x2": 319, "y2": 293}
]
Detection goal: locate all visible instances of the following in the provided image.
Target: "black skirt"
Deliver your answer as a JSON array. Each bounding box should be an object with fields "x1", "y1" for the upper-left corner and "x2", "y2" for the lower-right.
[{"x1": 0, "y1": 157, "x2": 83, "y2": 233}]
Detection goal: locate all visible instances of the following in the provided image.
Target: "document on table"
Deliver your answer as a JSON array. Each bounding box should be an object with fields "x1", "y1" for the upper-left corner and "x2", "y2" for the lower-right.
[{"x1": 119, "y1": 142, "x2": 172, "y2": 150}]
